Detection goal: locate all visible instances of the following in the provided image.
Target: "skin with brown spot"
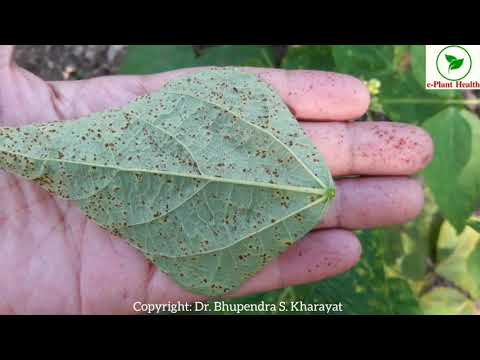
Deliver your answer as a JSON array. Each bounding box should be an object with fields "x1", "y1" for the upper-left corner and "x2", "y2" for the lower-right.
[{"x1": 0, "y1": 45, "x2": 433, "y2": 314}]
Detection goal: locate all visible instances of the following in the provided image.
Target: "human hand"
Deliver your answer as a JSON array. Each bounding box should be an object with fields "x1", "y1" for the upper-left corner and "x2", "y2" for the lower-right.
[{"x1": 0, "y1": 45, "x2": 433, "y2": 314}]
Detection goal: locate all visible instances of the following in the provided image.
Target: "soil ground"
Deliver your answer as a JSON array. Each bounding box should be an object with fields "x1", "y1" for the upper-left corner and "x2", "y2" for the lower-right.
[{"x1": 14, "y1": 45, "x2": 128, "y2": 81}]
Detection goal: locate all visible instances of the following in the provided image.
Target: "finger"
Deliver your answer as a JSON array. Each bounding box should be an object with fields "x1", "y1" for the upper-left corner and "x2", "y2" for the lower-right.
[
  {"x1": 319, "y1": 177, "x2": 424, "y2": 229},
  {"x1": 229, "y1": 229, "x2": 360, "y2": 299},
  {"x1": 140, "y1": 67, "x2": 370, "y2": 121},
  {"x1": 244, "y1": 67, "x2": 370, "y2": 121},
  {"x1": 50, "y1": 67, "x2": 370, "y2": 121},
  {"x1": 0, "y1": 45, "x2": 15, "y2": 70},
  {"x1": 144, "y1": 229, "x2": 361, "y2": 305},
  {"x1": 303, "y1": 121, "x2": 434, "y2": 176}
]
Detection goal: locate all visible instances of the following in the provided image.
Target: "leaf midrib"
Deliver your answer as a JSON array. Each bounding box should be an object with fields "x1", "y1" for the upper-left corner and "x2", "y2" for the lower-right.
[{"x1": 0, "y1": 148, "x2": 325, "y2": 196}]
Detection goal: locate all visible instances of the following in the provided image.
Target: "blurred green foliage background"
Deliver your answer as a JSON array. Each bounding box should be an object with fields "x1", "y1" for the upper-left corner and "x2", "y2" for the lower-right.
[{"x1": 120, "y1": 45, "x2": 480, "y2": 315}]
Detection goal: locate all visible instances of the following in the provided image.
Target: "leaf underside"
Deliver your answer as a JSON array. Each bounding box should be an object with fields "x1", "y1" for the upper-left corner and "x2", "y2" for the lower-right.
[{"x1": 0, "y1": 68, "x2": 335, "y2": 296}]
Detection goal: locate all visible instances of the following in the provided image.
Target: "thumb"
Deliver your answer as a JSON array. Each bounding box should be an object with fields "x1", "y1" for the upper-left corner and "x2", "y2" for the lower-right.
[
  {"x1": 0, "y1": 45, "x2": 61, "y2": 126},
  {"x1": 0, "y1": 45, "x2": 15, "y2": 70}
]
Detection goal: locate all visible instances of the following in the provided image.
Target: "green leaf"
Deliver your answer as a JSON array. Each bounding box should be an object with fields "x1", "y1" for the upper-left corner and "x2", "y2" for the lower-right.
[
  {"x1": 200, "y1": 46, "x2": 275, "y2": 68},
  {"x1": 0, "y1": 68, "x2": 335, "y2": 296},
  {"x1": 393, "y1": 45, "x2": 411, "y2": 73},
  {"x1": 467, "y1": 244, "x2": 480, "y2": 293},
  {"x1": 411, "y1": 45, "x2": 427, "y2": 86},
  {"x1": 307, "y1": 230, "x2": 421, "y2": 315},
  {"x1": 420, "y1": 287, "x2": 478, "y2": 315},
  {"x1": 436, "y1": 220, "x2": 480, "y2": 299},
  {"x1": 120, "y1": 45, "x2": 275, "y2": 74},
  {"x1": 436, "y1": 217, "x2": 463, "y2": 262},
  {"x1": 449, "y1": 58, "x2": 464, "y2": 72},
  {"x1": 467, "y1": 216, "x2": 480, "y2": 232},
  {"x1": 281, "y1": 45, "x2": 335, "y2": 71},
  {"x1": 380, "y1": 72, "x2": 463, "y2": 124},
  {"x1": 445, "y1": 54, "x2": 458, "y2": 64},
  {"x1": 332, "y1": 45, "x2": 395, "y2": 80},
  {"x1": 423, "y1": 108, "x2": 480, "y2": 232},
  {"x1": 383, "y1": 186, "x2": 442, "y2": 281},
  {"x1": 119, "y1": 45, "x2": 197, "y2": 74}
]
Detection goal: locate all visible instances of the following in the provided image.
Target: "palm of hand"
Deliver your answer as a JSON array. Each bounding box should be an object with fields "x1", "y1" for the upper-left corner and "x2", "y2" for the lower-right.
[{"x1": 0, "y1": 46, "x2": 433, "y2": 314}]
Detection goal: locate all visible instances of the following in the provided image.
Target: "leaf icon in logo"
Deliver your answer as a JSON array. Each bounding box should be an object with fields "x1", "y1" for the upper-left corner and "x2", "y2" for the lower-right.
[
  {"x1": 445, "y1": 53, "x2": 464, "y2": 73},
  {"x1": 445, "y1": 54, "x2": 458, "y2": 63},
  {"x1": 449, "y1": 58, "x2": 464, "y2": 72}
]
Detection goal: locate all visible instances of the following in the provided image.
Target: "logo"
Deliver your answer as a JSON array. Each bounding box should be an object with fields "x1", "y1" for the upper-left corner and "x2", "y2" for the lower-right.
[
  {"x1": 436, "y1": 45, "x2": 471, "y2": 81},
  {"x1": 426, "y1": 45, "x2": 480, "y2": 90}
]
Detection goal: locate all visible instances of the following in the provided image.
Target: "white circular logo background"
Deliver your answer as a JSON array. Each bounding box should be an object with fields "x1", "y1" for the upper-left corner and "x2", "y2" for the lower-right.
[{"x1": 436, "y1": 45, "x2": 472, "y2": 81}]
